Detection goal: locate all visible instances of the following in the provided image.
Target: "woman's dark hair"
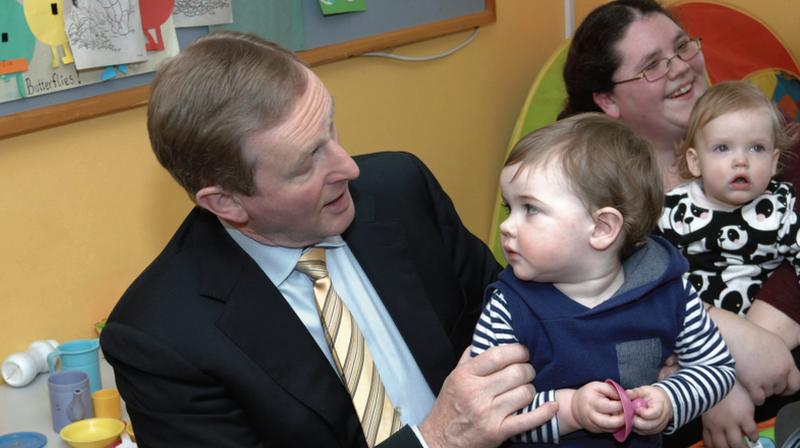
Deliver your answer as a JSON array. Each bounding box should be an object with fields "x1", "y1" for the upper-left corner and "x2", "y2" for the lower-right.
[{"x1": 558, "y1": 0, "x2": 677, "y2": 119}]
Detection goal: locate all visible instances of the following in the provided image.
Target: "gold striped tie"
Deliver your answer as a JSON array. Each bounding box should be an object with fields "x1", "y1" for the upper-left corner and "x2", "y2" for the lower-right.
[{"x1": 296, "y1": 247, "x2": 401, "y2": 447}]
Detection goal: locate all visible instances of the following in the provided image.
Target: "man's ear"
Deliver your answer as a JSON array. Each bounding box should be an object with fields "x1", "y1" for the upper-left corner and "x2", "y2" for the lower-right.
[
  {"x1": 592, "y1": 92, "x2": 620, "y2": 118},
  {"x1": 590, "y1": 207, "x2": 624, "y2": 251},
  {"x1": 686, "y1": 147, "x2": 702, "y2": 178},
  {"x1": 195, "y1": 186, "x2": 249, "y2": 225}
]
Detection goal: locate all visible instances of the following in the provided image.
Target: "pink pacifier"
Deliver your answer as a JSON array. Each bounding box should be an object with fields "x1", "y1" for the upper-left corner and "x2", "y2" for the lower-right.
[{"x1": 605, "y1": 379, "x2": 648, "y2": 442}]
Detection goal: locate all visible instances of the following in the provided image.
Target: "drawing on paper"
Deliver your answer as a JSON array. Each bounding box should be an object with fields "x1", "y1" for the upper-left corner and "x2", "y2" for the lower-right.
[
  {"x1": 173, "y1": 0, "x2": 232, "y2": 28},
  {"x1": 64, "y1": 0, "x2": 146, "y2": 70},
  {"x1": 66, "y1": 0, "x2": 138, "y2": 52},
  {"x1": 175, "y1": 0, "x2": 229, "y2": 17}
]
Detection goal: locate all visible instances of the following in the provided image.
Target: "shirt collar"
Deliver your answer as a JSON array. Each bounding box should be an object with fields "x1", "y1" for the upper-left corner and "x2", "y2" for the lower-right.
[{"x1": 221, "y1": 219, "x2": 346, "y2": 286}]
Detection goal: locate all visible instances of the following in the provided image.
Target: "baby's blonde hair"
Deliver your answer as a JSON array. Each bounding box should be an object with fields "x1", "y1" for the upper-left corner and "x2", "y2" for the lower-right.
[{"x1": 675, "y1": 81, "x2": 796, "y2": 179}]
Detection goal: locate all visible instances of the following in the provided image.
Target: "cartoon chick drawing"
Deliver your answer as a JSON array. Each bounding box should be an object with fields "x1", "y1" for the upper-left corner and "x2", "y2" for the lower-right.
[{"x1": 23, "y1": 0, "x2": 75, "y2": 67}]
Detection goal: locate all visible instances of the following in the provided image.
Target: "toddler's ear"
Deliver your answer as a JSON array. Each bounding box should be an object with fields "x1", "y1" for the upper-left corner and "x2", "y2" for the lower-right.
[
  {"x1": 590, "y1": 207, "x2": 624, "y2": 251},
  {"x1": 686, "y1": 147, "x2": 702, "y2": 178}
]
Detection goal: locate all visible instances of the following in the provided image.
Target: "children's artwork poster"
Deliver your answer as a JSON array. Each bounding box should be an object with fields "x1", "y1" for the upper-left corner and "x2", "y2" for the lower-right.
[
  {"x1": 0, "y1": 0, "x2": 179, "y2": 105},
  {"x1": 65, "y1": 0, "x2": 148, "y2": 70},
  {"x1": 173, "y1": 0, "x2": 233, "y2": 28}
]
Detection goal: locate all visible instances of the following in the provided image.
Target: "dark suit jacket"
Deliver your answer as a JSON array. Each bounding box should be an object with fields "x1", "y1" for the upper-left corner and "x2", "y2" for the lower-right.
[{"x1": 101, "y1": 152, "x2": 501, "y2": 447}]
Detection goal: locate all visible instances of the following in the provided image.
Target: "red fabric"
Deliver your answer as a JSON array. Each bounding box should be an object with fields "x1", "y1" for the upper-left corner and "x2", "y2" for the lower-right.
[
  {"x1": 758, "y1": 136, "x2": 800, "y2": 322},
  {"x1": 672, "y1": 3, "x2": 800, "y2": 84}
]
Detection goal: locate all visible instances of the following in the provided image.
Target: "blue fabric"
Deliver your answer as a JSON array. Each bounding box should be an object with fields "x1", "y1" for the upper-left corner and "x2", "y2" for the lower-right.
[{"x1": 489, "y1": 236, "x2": 689, "y2": 447}]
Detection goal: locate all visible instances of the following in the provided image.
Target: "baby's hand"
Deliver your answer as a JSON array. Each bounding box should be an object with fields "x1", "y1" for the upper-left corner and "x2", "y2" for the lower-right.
[
  {"x1": 570, "y1": 381, "x2": 625, "y2": 433},
  {"x1": 628, "y1": 386, "x2": 672, "y2": 435}
]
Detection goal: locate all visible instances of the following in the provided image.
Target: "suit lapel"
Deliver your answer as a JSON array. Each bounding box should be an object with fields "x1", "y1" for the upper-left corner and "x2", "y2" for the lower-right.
[
  {"x1": 343, "y1": 196, "x2": 457, "y2": 393},
  {"x1": 190, "y1": 209, "x2": 364, "y2": 445}
]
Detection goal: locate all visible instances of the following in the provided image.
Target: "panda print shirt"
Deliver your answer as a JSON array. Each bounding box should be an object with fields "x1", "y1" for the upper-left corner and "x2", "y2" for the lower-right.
[{"x1": 658, "y1": 179, "x2": 800, "y2": 316}]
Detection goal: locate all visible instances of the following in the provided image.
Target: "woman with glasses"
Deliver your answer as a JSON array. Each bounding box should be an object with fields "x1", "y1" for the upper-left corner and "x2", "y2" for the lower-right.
[{"x1": 558, "y1": 1, "x2": 800, "y2": 447}]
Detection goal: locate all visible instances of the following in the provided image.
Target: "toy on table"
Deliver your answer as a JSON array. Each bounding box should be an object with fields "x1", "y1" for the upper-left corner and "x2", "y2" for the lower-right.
[{"x1": 1, "y1": 339, "x2": 59, "y2": 387}]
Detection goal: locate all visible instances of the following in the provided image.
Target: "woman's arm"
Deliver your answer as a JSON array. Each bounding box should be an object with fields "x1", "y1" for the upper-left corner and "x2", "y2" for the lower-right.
[
  {"x1": 759, "y1": 130, "x2": 800, "y2": 325},
  {"x1": 747, "y1": 299, "x2": 800, "y2": 350},
  {"x1": 706, "y1": 305, "x2": 800, "y2": 404}
]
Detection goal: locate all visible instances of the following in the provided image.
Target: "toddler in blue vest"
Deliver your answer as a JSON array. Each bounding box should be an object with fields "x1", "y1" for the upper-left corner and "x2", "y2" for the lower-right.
[{"x1": 472, "y1": 113, "x2": 735, "y2": 447}]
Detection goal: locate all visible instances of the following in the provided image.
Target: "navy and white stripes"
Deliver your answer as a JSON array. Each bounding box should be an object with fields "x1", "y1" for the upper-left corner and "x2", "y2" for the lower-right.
[
  {"x1": 470, "y1": 278, "x2": 735, "y2": 442},
  {"x1": 653, "y1": 281, "x2": 735, "y2": 432}
]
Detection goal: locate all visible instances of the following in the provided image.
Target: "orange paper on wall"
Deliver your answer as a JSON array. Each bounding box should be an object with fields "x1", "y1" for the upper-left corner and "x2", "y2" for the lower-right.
[{"x1": 0, "y1": 58, "x2": 28, "y2": 75}]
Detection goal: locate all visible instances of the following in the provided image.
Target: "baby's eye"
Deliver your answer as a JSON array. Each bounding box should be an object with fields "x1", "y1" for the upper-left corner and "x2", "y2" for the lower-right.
[
  {"x1": 524, "y1": 204, "x2": 539, "y2": 215},
  {"x1": 712, "y1": 144, "x2": 729, "y2": 153},
  {"x1": 750, "y1": 144, "x2": 766, "y2": 153}
]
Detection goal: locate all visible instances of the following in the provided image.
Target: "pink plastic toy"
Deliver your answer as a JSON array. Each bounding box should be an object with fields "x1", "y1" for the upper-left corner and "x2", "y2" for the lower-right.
[{"x1": 605, "y1": 379, "x2": 647, "y2": 442}]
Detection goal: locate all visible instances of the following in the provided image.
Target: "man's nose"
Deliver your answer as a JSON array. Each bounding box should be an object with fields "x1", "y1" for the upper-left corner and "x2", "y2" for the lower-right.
[{"x1": 330, "y1": 141, "x2": 360, "y2": 180}]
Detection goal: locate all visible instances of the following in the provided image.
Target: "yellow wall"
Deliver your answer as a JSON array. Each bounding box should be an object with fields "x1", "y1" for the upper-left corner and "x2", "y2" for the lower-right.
[{"x1": 0, "y1": 0, "x2": 797, "y2": 363}]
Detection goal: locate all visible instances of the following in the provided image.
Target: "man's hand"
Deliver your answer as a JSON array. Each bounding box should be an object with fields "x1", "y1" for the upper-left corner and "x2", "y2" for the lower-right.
[
  {"x1": 701, "y1": 382, "x2": 758, "y2": 448},
  {"x1": 419, "y1": 344, "x2": 558, "y2": 448},
  {"x1": 707, "y1": 306, "x2": 800, "y2": 403},
  {"x1": 629, "y1": 386, "x2": 671, "y2": 435}
]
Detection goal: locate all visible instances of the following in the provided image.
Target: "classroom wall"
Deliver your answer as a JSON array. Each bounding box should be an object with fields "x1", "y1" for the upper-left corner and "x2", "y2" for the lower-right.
[{"x1": 0, "y1": 0, "x2": 797, "y2": 365}]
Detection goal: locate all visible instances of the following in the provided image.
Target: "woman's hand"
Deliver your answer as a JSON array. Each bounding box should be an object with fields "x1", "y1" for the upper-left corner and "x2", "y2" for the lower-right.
[
  {"x1": 657, "y1": 355, "x2": 678, "y2": 380},
  {"x1": 701, "y1": 382, "x2": 758, "y2": 448}
]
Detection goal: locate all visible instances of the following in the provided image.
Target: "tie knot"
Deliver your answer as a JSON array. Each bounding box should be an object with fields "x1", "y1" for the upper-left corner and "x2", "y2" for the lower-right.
[{"x1": 296, "y1": 247, "x2": 329, "y2": 281}]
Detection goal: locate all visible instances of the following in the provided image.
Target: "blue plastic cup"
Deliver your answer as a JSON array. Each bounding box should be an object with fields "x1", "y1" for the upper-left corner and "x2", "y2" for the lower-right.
[{"x1": 47, "y1": 338, "x2": 101, "y2": 393}]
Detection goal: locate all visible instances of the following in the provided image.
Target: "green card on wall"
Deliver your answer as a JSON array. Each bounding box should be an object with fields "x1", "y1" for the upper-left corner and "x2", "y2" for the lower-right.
[{"x1": 318, "y1": 0, "x2": 366, "y2": 16}]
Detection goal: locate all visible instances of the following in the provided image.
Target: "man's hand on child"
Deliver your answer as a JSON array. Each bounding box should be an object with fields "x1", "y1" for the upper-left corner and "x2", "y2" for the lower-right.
[
  {"x1": 628, "y1": 386, "x2": 671, "y2": 435},
  {"x1": 701, "y1": 381, "x2": 758, "y2": 448},
  {"x1": 421, "y1": 345, "x2": 557, "y2": 448},
  {"x1": 567, "y1": 382, "x2": 625, "y2": 434}
]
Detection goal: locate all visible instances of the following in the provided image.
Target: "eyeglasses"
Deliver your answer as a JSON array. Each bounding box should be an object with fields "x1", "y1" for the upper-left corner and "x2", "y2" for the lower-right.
[{"x1": 613, "y1": 38, "x2": 703, "y2": 85}]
